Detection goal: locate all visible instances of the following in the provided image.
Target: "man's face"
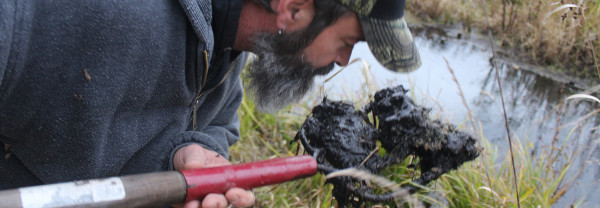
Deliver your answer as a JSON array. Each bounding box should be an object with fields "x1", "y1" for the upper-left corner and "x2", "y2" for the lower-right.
[
  {"x1": 245, "y1": 13, "x2": 364, "y2": 112},
  {"x1": 303, "y1": 13, "x2": 364, "y2": 68}
]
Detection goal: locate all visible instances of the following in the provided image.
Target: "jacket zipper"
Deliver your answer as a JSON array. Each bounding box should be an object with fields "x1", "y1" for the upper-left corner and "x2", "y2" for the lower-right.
[{"x1": 192, "y1": 50, "x2": 240, "y2": 130}]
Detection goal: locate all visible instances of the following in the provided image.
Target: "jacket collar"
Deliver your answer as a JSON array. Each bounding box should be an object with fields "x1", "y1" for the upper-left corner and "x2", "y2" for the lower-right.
[
  {"x1": 201, "y1": 0, "x2": 242, "y2": 91},
  {"x1": 211, "y1": 0, "x2": 242, "y2": 63}
]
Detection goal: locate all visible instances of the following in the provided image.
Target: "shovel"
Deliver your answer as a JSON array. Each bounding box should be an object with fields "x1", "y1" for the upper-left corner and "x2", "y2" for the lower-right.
[{"x1": 0, "y1": 156, "x2": 317, "y2": 208}]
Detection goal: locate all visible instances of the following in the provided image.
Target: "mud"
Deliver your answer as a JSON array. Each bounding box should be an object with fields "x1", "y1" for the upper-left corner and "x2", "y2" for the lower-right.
[{"x1": 295, "y1": 85, "x2": 481, "y2": 207}]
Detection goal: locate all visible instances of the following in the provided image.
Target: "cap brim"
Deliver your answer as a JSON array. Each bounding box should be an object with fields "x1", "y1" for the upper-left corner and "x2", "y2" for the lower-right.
[{"x1": 359, "y1": 16, "x2": 421, "y2": 73}]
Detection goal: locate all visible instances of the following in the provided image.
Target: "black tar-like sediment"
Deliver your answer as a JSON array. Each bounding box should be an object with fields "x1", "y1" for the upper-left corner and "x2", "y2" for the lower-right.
[{"x1": 295, "y1": 85, "x2": 481, "y2": 207}]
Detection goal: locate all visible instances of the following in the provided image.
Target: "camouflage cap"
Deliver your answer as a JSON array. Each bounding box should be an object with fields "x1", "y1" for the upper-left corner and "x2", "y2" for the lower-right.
[{"x1": 334, "y1": 0, "x2": 421, "y2": 72}]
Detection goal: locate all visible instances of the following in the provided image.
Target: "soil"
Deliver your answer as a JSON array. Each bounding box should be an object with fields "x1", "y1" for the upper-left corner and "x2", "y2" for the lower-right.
[{"x1": 295, "y1": 85, "x2": 482, "y2": 207}]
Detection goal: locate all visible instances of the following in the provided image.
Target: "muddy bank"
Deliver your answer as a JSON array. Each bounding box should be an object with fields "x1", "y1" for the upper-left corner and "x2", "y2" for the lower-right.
[
  {"x1": 406, "y1": 0, "x2": 600, "y2": 81},
  {"x1": 407, "y1": 22, "x2": 599, "y2": 92}
]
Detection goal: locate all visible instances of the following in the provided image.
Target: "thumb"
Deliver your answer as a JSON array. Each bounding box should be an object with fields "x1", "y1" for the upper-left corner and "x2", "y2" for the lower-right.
[
  {"x1": 173, "y1": 144, "x2": 230, "y2": 170},
  {"x1": 181, "y1": 150, "x2": 208, "y2": 170}
]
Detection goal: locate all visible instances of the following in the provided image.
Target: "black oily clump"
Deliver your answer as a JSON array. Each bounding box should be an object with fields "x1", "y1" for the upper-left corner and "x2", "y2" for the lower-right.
[
  {"x1": 298, "y1": 100, "x2": 390, "y2": 173},
  {"x1": 295, "y1": 85, "x2": 482, "y2": 207}
]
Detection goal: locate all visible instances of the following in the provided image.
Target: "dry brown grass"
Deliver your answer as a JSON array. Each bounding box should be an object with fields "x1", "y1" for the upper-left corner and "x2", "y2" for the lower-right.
[{"x1": 407, "y1": 0, "x2": 600, "y2": 79}]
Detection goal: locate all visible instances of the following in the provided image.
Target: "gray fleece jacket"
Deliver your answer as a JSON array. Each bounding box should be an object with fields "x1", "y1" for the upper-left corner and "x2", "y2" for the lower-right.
[{"x1": 0, "y1": 0, "x2": 245, "y2": 189}]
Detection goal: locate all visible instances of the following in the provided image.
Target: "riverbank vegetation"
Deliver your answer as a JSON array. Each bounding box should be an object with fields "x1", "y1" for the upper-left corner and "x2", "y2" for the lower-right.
[
  {"x1": 407, "y1": 0, "x2": 600, "y2": 80},
  {"x1": 228, "y1": 1, "x2": 599, "y2": 206},
  {"x1": 229, "y1": 89, "x2": 589, "y2": 207}
]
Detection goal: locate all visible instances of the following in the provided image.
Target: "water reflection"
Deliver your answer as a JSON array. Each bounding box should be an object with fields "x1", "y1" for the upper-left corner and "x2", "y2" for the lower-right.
[{"x1": 309, "y1": 25, "x2": 599, "y2": 207}]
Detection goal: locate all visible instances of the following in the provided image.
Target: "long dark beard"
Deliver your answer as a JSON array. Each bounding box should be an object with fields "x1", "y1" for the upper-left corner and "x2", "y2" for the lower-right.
[{"x1": 245, "y1": 33, "x2": 334, "y2": 112}]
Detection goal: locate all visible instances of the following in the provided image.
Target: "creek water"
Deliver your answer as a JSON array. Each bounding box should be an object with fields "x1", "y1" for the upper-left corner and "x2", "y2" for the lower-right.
[{"x1": 307, "y1": 25, "x2": 599, "y2": 207}]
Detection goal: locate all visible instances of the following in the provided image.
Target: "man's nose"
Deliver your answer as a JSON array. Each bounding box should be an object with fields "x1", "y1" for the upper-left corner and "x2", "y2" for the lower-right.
[{"x1": 334, "y1": 47, "x2": 354, "y2": 66}]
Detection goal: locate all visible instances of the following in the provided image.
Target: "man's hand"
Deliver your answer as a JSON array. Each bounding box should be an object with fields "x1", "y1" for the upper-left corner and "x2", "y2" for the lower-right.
[{"x1": 173, "y1": 144, "x2": 255, "y2": 208}]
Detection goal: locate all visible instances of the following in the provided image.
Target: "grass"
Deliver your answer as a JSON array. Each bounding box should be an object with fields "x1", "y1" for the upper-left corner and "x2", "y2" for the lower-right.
[
  {"x1": 407, "y1": 0, "x2": 600, "y2": 80},
  {"x1": 434, "y1": 133, "x2": 583, "y2": 207},
  {"x1": 229, "y1": 89, "x2": 593, "y2": 207},
  {"x1": 230, "y1": 97, "x2": 335, "y2": 208},
  {"x1": 226, "y1": 2, "x2": 600, "y2": 206},
  {"x1": 228, "y1": 55, "x2": 600, "y2": 206},
  {"x1": 231, "y1": 100, "x2": 588, "y2": 207}
]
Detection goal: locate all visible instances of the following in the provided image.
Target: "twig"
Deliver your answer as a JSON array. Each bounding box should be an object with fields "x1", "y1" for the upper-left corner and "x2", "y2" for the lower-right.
[
  {"x1": 358, "y1": 146, "x2": 380, "y2": 169},
  {"x1": 320, "y1": 58, "x2": 373, "y2": 101},
  {"x1": 443, "y1": 57, "x2": 478, "y2": 135},
  {"x1": 488, "y1": 18, "x2": 522, "y2": 208},
  {"x1": 323, "y1": 58, "x2": 364, "y2": 83},
  {"x1": 478, "y1": 0, "x2": 521, "y2": 207},
  {"x1": 550, "y1": 86, "x2": 566, "y2": 165}
]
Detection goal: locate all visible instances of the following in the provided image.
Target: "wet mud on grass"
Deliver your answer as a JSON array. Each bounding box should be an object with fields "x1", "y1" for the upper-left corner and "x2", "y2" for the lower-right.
[{"x1": 295, "y1": 85, "x2": 481, "y2": 207}]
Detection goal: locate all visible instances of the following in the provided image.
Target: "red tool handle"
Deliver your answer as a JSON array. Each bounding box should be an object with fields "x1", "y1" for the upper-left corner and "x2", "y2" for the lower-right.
[
  {"x1": 180, "y1": 155, "x2": 317, "y2": 202},
  {"x1": 0, "y1": 156, "x2": 317, "y2": 207}
]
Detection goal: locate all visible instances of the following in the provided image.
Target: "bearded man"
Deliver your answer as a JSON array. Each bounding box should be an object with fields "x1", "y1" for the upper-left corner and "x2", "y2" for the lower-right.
[{"x1": 0, "y1": 0, "x2": 420, "y2": 207}]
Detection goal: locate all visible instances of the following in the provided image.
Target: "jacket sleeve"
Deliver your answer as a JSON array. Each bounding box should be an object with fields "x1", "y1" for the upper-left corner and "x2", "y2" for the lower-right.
[{"x1": 166, "y1": 53, "x2": 247, "y2": 170}]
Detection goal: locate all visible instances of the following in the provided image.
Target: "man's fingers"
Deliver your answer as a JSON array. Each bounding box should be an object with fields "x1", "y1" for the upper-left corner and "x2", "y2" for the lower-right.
[
  {"x1": 173, "y1": 145, "x2": 254, "y2": 207},
  {"x1": 182, "y1": 200, "x2": 200, "y2": 208},
  {"x1": 226, "y1": 188, "x2": 255, "y2": 208},
  {"x1": 173, "y1": 144, "x2": 230, "y2": 170},
  {"x1": 201, "y1": 194, "x2": 228, "y2": 208},
  {"x1": 180, "y1": 189, "x2": 254, "y2": 208}
]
